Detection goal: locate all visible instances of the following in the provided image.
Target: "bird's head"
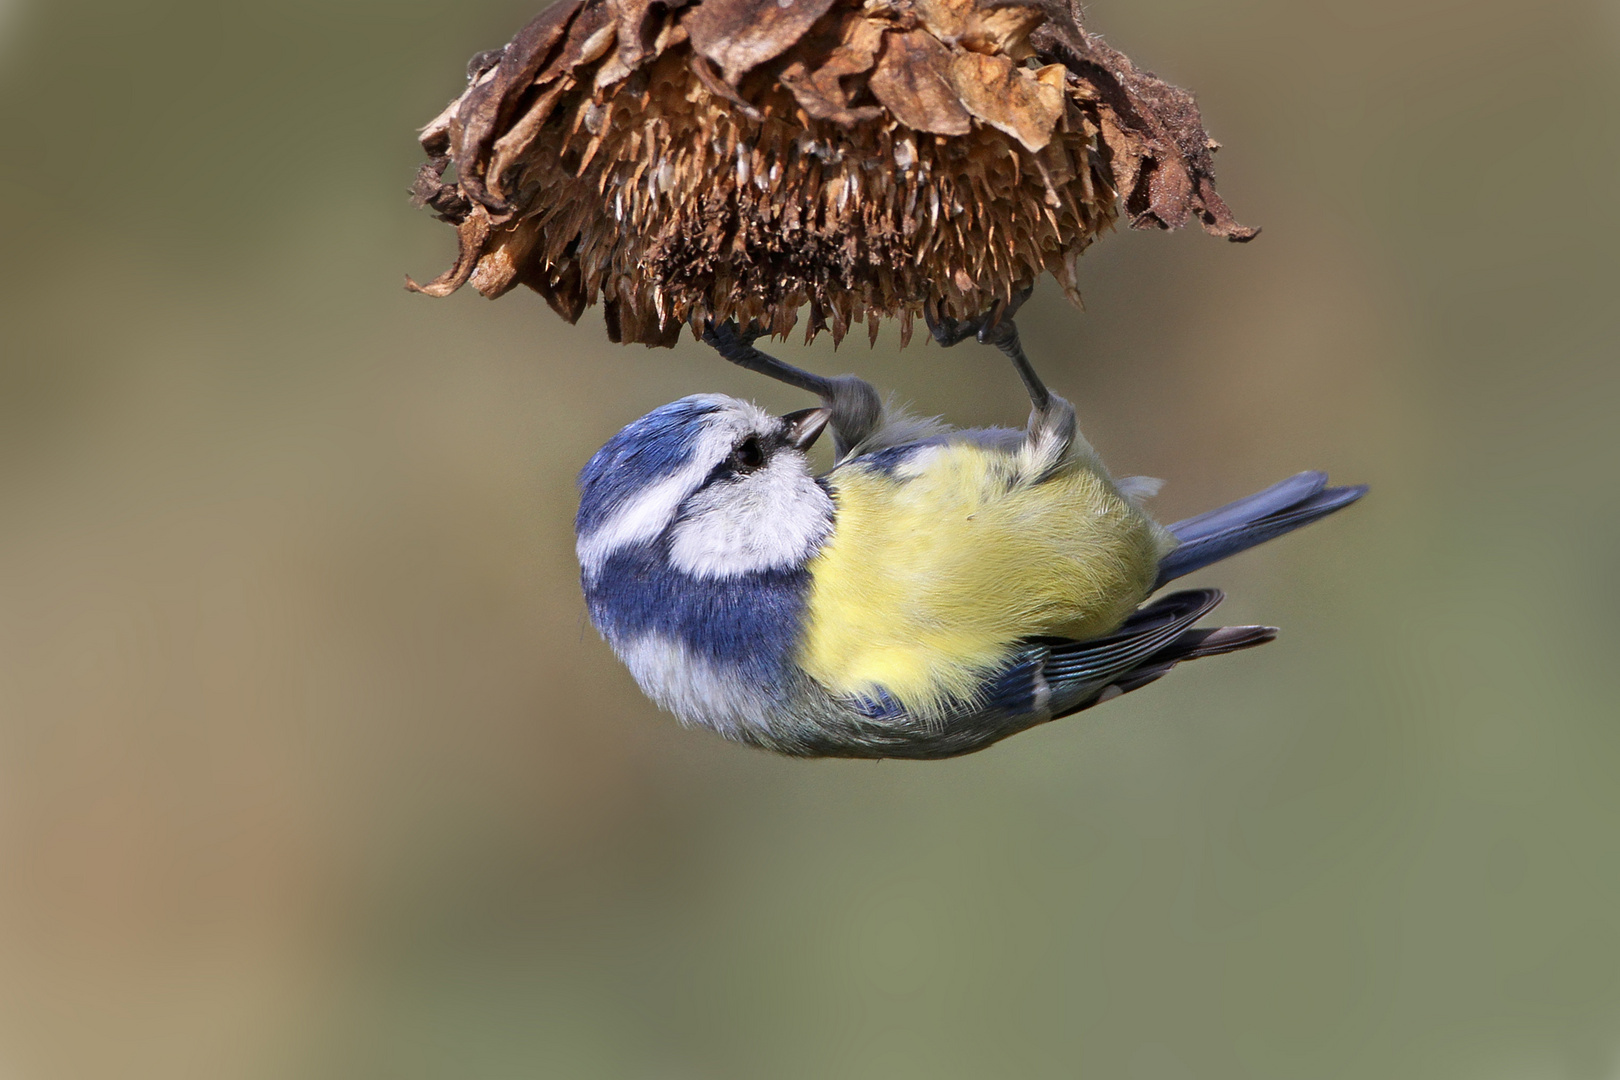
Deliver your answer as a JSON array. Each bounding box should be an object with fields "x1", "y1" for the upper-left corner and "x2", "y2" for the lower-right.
[{"x1": 575, "y1": 394, "x2": 834, "y2": 583}]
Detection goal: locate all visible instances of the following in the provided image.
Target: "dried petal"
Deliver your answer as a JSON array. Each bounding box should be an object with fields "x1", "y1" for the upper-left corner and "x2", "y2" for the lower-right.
[
  {"x1": 959, "y1": 3, "x2": 1043, "y2": 58},
  {"x1": 603, "y1": 0, "x2": 667, "y2": 78},
  {"x1": 524, "y1": 260, "x2": 590, "y2": 323},
  {"x1": 405, "y1": 206, "x2": 493, "y2": 296},
  {"x1": 487, "y1": 81, "x2": 572, "y2": 202},
  {"x1": 689, "y1": 52, "x2": 765, "y2": 121},
  {"x1": 1029, "y1": 4, "x2": 1257, "y2": 241},
  {"x1": 948, "y1": 51, "x2": 1062, "y2": 152},
  {"x1": 686, "y1": 0, "x2": 840, "y2": 85},
  {"x1": 544, "y1": 0, "x2": 618, "y2": 83},
  {"x1": 868, "y1": 29, "x2": 972, "y2": 136},
  {"x1": 451, "y1": 0, "x2": 584, "y2": 208},
  {"x1": 912, "y1": 0, "x2": 1042, "y2": 57},
  {"x1": 470, "y1": 217, "x2": 545, "y2": 298},
  {"x1": 781, "y1": 12, "x2": 886, "y2": 122}
]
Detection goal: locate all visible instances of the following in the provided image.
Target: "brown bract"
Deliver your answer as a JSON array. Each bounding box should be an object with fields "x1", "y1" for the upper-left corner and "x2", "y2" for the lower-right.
[{"x1": 408, "y1": 0, "x2": 1256, "y2": 346}]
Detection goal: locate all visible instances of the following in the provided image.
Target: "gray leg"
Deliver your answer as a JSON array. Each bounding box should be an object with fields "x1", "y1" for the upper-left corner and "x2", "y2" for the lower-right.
[
  {"x1": 702, "y1": 322, "x2": 835, "y2": 399},
  {"x1": 924, "y1": 287, "x2": 1069, "y2": 447},
  {"x1": 702, "y1": 321, "x2": 884, "y2": 458},
  {"x1": 975, "y1": 316, "x2": 1051, "y2": 418}
]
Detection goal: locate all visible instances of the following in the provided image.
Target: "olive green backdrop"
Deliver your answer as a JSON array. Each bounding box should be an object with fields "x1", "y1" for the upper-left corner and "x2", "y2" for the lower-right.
[{"x1": 2, "y1": 0, "x2": 1617, "y2": 1077}]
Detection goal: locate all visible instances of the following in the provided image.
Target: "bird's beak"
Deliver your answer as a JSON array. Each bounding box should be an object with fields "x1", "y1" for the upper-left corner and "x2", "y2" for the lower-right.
[{"x1": 781, "y1": 406, "x2": 831, "y2": 451}]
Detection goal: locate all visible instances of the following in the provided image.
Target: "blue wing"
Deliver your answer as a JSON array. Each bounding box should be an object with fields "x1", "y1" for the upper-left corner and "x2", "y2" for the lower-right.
[
  {"x1": 839, "y1": 589, "x2": 1275, "y2": 731},
  {"x1": 982, "y1": 589, "x2": 1275, "y2": 721}
]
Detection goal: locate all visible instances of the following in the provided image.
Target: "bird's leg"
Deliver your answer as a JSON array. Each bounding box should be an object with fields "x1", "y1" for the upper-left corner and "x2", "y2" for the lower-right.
[
  {"x1": 926, "y1": 286, "x2": 1047, "y2": 410},
  {"x1": 975, "y1": 311, "x2": 1051, "y2": 417},
  {"x1": 925, "y1": 287, "x2": 1074, "y2": 456},
  {"x1": 702, "y1": 321, "x2": 883, "y2": 458},
  {"x1": 702, "y1": 321, "x2": 836, "y2": 398}
]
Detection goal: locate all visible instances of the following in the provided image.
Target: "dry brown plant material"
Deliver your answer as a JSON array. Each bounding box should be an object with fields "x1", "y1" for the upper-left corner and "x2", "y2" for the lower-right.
[{"x1": 408, "y1": 0, "x2": 1256, "y2": 347}]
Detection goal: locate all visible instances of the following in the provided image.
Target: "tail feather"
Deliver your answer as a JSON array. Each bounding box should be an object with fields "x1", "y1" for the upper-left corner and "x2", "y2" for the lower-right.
[
  {"x1": 1117, "y1": 624, "x2": 1277, "y2": 692},
  {"x1": 1166, "y1": 471, "x2": 1328, "y2": 543},
  {"x1": 1156, "y1": 473, "x2": 1367, "y2": 588},
  {"x1": 1047, "y1": 472, "x2": 1364, "y2": 718},
  {"x1": 1158, "y1": 624, "x2": 1279, "y2": 661}
]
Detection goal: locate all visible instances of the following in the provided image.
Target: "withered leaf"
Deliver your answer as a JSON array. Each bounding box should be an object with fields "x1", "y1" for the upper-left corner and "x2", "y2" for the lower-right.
[
  {"x1": 470, "y1": 217, "x2": 546, "y2": 298},
  {"x1": 605, "y1": 0, "x2": 667, "y2": 75},
  {"x1": 1028, "y1": 0, "x2": 1256, "y2": 241},
  {"x1": 948, "y1": 51, "x2": 1063, "y2": 152},
  {"x1": 780, "y1": 11, "x2": 885, "y2": 122},
  {"x1": 451, "y1": 0, "x2": 583, "y2": 208},
  {"x1": 409, "y1": 156, "x2": 471, "y2": 221},
  {"x1": 686, "y1": 0, "x2": 840, "y2": 86},
  {"x1": 522, "y1": 259, "x2": 590, "y2": 323},
  {"x1": 910, "y1": 0, "x2": 974, "y2": 44},
  {"x1": 958, "y1": 3, "x2": 1043, "y2": 58},
  {"x1": 817, "y1": 11, "x2": 884, "y2": 79},
  {"x1": 868, "y1": 29, "x2": 972, "y2": 136},
  {"x1": 405, "y1": 206, "x2": 493, "y2": 296},
  {"x1": 689, "y1": 52, "x2": 765, "y2": 121},
  {"x1": 543, "y1": 0, "x2": 618, "y2": 85},
  {"x1": 913, "y1": 0, "x2": 1042, "y2": 58},
  {"x1": 487, "y1": 80, "x2": 572, "y2": 203}
]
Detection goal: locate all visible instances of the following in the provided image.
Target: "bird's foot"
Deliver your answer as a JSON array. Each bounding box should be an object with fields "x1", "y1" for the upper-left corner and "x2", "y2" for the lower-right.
[
  {"x1": 923, "y1": 287, "x2": 1033, "y2": 349},
  {"x1": 924, "y1": 287, "x2": 1054, "y2": 418},
  {"x1": 702, "y1": 320, "x2": 882, "y2": 458}
]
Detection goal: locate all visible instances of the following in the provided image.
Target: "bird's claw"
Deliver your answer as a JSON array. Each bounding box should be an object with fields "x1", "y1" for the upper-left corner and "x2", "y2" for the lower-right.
[
  {"x1": 703, "y1": 319, "x2": 768, "y2": 349},
  {"x1": 922, "y1": 303, "x2": 975, "y2": 347},
  {"x1": 923, "y1": 286, "x2": 1034, "y2": 348}
]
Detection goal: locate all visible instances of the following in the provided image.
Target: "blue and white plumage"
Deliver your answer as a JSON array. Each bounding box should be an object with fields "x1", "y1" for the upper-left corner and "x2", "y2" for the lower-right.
[{"x1": 575, "y1": 360, "x2": 1365, "y2": 759}]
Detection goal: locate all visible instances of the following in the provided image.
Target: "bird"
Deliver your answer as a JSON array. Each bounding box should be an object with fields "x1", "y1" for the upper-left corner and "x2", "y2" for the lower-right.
[{"x1": 575, "y1": 329, "x2": 1364, "y2": 758}]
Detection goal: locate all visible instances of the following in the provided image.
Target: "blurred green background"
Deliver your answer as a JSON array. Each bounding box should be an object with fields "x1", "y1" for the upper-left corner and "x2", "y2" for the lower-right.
[{"x1": 2, "y1": 0, "x2": 1618, "y2": 1076}]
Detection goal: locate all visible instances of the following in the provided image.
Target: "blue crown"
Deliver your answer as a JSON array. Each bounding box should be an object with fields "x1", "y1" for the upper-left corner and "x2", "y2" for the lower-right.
[{"x1": 576, "y1": 397, "x2": 723, "y2": 534}]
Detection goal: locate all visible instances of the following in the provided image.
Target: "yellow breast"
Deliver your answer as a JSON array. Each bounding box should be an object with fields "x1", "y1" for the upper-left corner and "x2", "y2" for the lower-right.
[{"x1": 798, "y1": 441, "x2": 1169, "y2": 715}]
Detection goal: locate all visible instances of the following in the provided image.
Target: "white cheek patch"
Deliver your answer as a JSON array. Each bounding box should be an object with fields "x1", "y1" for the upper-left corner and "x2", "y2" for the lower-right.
[
  {"x1": 575, "y1": 419, "x2": 741, "y2": 578},
  {"x1": 668, "y1": 454, "x2": 834, "y2": 579},
  {"x1": 577, "y1": 466, "x2": 703, "y2": 576}
]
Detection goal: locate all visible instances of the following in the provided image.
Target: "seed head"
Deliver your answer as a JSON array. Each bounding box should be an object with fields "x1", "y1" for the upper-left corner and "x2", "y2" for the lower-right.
[{"x1": 408, "y1": 0, "x2": 1256, "y2": 346}]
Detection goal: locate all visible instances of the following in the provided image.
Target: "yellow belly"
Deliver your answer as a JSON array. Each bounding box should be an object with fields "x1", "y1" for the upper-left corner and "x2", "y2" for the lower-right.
[{"x1": 798, "y1": 442, "x2": 1167, "y2": 714}]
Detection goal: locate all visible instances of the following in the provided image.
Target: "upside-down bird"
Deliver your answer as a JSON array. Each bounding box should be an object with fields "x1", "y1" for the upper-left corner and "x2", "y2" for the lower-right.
[{"x1": 575, "y1": 330, "x2": 1361, "y2": 758}]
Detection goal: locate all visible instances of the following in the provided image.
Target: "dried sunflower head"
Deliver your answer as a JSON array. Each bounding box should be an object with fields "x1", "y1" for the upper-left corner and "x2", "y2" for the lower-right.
[{"x1": 408, "y1": 0, "x2": 1255, "y2": 347}]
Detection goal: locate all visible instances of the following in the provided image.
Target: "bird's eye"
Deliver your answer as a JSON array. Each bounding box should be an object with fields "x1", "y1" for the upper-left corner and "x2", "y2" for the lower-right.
[{"x1": 732, "y1": 435, "x2": 765, "y2": 472}]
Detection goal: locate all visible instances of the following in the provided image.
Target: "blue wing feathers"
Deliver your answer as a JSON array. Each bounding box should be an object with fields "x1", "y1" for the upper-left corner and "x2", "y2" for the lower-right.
[
  {"x1": 1041, "y1": 590, "x2": 1223, "y2": 683},
  {"x1": 980, "y1": 648, "x2": 1053, "y2": 715},
  {"x1": 848, "y1": 591, "x2": 1276, "y2": 726},
  {"x1": 968, "y1": 590, "x2": 1237, "y2": 721}
]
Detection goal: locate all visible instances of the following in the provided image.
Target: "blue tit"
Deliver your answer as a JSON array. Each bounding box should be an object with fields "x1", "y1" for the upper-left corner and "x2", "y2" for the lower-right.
[{"x1": 575, "y1": 325, "x2": 1365, "y2": 759}]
